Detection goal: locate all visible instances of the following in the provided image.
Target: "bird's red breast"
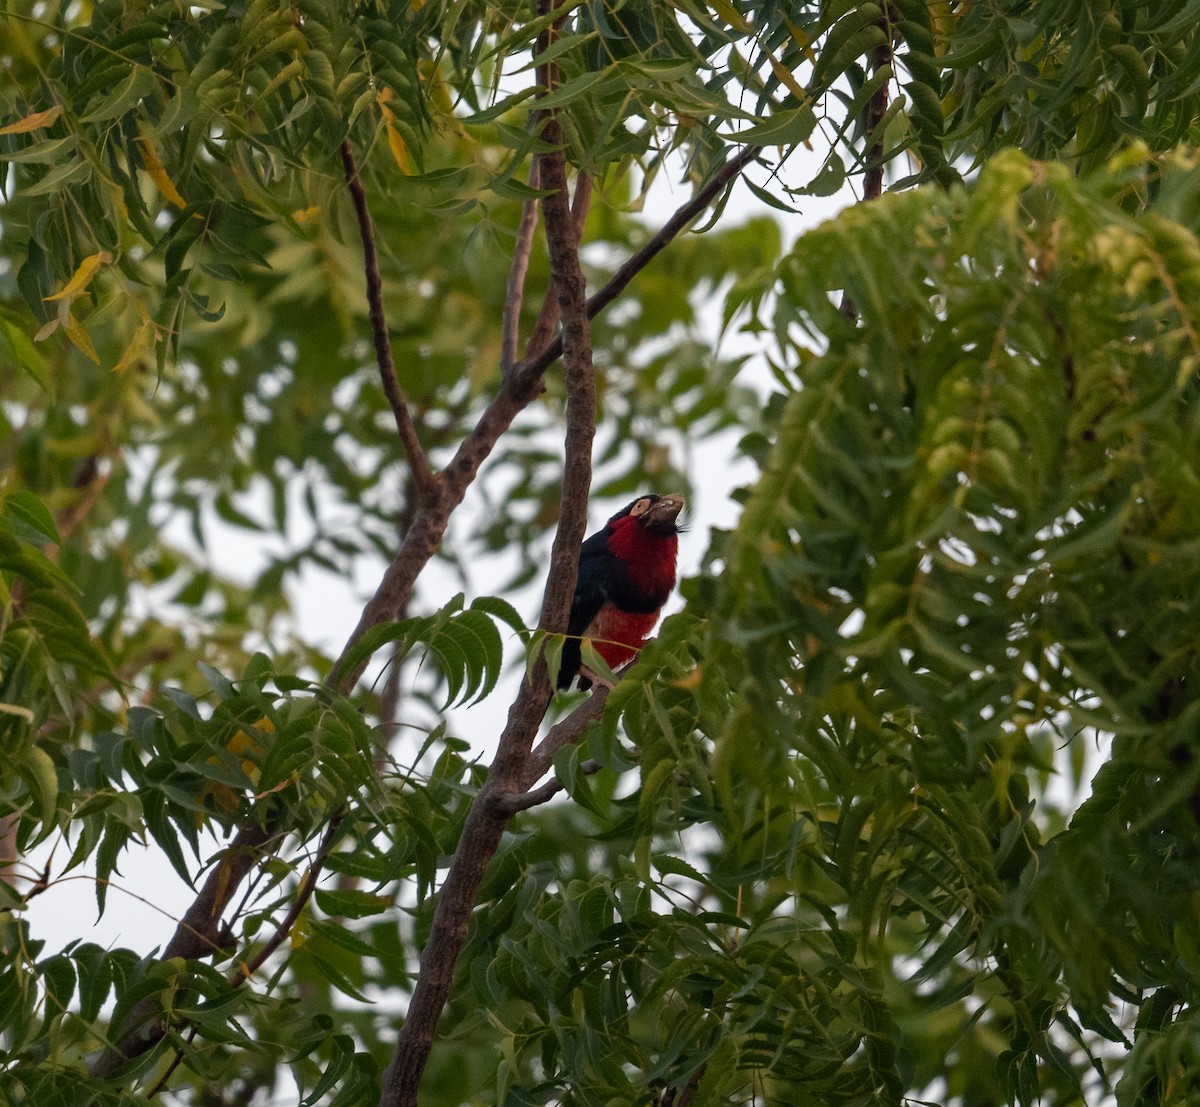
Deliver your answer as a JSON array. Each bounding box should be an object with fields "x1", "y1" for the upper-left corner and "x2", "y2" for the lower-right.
[
  {"x1": 585, "y1": 603, "x2": 663, "y2": 669},
  {"x1": 605, "y1": 511, "x2": 679, "y2": 599},
  {"x1": 560, "y1": 491, "x2": 685, "y2": 689}
]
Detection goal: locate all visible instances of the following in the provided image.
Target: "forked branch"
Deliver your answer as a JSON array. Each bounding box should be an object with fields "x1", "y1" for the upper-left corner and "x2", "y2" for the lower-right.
[
  {"x1": 518, "y1": 144, "x2": 758, "y2": 382},
  {"x1": 328, "y1": 144, "x2": 753, "y2": 693}
]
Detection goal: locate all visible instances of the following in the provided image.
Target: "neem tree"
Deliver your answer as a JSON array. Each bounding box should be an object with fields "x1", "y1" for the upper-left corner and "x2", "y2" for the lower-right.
[{"x1": 3, "y1": 2, "x2": 1200, "y2": 1104}]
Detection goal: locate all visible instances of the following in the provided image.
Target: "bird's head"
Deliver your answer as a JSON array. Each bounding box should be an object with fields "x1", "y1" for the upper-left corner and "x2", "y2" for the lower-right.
[{"x1": 609, "y1": 492, "x2": 686, "y2": 537}]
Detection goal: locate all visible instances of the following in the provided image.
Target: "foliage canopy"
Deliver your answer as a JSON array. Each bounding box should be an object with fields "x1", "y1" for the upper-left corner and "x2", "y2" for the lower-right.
[{"x1": 2, "y1": 1, "x2": 1200, "y2": 1105}]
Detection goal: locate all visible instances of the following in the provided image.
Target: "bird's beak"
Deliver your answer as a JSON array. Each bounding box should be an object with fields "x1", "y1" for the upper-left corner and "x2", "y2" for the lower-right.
[{"x1": 644, "y1": 492, "x2": 685, "y2": 533}]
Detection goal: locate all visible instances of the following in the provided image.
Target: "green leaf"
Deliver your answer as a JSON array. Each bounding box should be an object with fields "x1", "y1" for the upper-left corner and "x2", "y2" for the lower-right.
[
  {"x1": 80, "y1": 67, "x2": 156, "y2": 123},
  {"x1": 0, "y1": 316, "x2": 51, "y2": 392},
  {"x1": 471, "y1": 594, "x2": 526, "y2": 634},
  {"x1": 19, "y1": 745, "x2": 59, "y2": 830},
  {"x1": 542, "y1": 633, "x2": 565, "y2": 689},
  {"x1": 804, "y1": 152, "x2": 846, "y2": 197},
  {"x1": 2, "y1": 491, "x2": 61, "y2": 546},
  {"x1": 579, "y1": 639, "x2": 618, "y2": 688},
  {"x1": 309, "y1": 953, "x2": 373, "y2": 1003},
  {"x1": 19, "y1": 157, "x2": 92, "y2": 197},
  {"x1": 313, "y1": 888, "x2": 391, "y2": 920},
  {"x1": 727, "y1": 105, "x2": 817, "y2": 147}
]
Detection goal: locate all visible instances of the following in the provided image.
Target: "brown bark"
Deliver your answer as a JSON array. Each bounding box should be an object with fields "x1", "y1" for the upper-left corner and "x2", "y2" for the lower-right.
[{"x1": 376, "y1": 22, "x2": 599, "y2": 1096}]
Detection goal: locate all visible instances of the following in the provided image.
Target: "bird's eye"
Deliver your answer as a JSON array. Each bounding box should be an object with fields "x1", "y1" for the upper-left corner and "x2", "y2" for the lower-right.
[{"x1": 630, "y1": 497, "x2": 651, "y2": 517}]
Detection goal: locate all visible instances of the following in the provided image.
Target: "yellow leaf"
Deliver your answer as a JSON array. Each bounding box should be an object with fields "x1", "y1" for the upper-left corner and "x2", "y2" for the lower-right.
[
  {"x1": 422, "y1": 67, "x2": 464, "y2": 135},
  {"x1": 708, "y1": 0, "x2": 751, "y2": 33},
  {"x1": 786, "y1": 20, "x2": 817, "y2": 63},
  {"x1": 228, "y1": 716, "x2": 273, "y2": 775},
  {"x1": 0, "y1": 105, "x2": 64, "y2": 135},
  {"x1": 44, "y1": 251, "x2": 111, "y2": 303},
  {"x1": 385, "y1": 121, "x2": 413, "y2": 174},
  {"x1": 378, "y1": 90, "x2": 414, "y2": 173},
  {"x1": 212, "y1": 853, "x2": 235, "y2": 904},
  {"x1": 136, "y1": 133, "x2": 187, "y2": 208},
  {"x1": 291, "y1": 910, "x2": 312, "y2": 948},
  {"x1": 61, "y1": 310, "x2": 100, "y2": 364},
  {"x1": 292, "y1": 206, "x2": 321, "y2": 225},
  {"x1": 112, "y1": 318, "x2": 156, "y2": 374},
  {"x1": 768, "y1": 53, "x2": 808, "y2": 102}
]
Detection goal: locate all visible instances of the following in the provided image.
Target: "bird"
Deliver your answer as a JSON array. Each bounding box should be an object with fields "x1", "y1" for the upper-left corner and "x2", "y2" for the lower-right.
[{"x1": 558, "y1": 492, "x2": 685, "y2": 690}]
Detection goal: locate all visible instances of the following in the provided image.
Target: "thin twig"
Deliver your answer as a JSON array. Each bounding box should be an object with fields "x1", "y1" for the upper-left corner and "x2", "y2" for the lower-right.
[
  {"x1": 340, "y1": 140, "x2": 439, "y2": 503},
  {"x1": 501, "y1": 159, "x2": 542, "y2": 376},
  {"x1": 517, "y1": 145, "x2": 757, "y2": 382},
  {"x1": 143, "y1": 1026, "x2": 197, "y2": 1099},
  {"x1": 57, "y1": 459, "x2": 112, "y2": 543},
  {"x1": 229, "y1": 812, "x2": 344, "y2": 984}
]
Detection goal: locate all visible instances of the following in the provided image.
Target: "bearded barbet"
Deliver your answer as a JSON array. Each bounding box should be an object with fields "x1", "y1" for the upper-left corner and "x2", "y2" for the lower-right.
[{"x1": 558, "y1": 492, "x2": 684, "y2": 690}]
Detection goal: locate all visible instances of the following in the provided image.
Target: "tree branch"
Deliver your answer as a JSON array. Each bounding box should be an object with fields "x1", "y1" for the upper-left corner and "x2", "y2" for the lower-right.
[
  {"x1": 229, "y1": 811, "x2": 343, "y2": 985},
  {"x1": 376, "y1": 9, "x2": 598, "y2": 1099},
  {"x1": 862, "y1": 20, "x2": 893, "y2": 203},
  {"x1": 90, "y1": 818, "x2": 281, "y2": 1080},
  {"x1": 340, "y1": 140, "x2": 439, "y2": 503},
  {"x1": 495, "y1": 759, "x2": 601, "y2": 817},
  {"x1": 523, "y1": 683, "x2": 610, "y2": 787},
  {"x1": 524, "y1": 171, "x2": 592, "y2": 362},
  {"x1": 842, "y1": 8, "x2": 893, "y2": 319}
]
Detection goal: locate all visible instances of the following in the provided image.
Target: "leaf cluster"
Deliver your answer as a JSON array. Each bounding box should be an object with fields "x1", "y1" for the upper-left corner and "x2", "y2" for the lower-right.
[{"x1": 599, "y1": 146, "x2": 1200, "y2": 1105}]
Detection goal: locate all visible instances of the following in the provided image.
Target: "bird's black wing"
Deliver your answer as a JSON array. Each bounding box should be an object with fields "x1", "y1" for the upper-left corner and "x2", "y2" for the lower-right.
[{"x1": 557, "y1": 529, "x2": 616, "y2": 689}]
